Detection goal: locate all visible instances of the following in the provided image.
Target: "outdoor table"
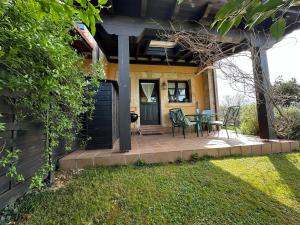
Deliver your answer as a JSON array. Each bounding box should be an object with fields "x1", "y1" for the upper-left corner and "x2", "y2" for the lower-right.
[{"x1": 185, "y1": 114, "x2": 204, "y2": 137}]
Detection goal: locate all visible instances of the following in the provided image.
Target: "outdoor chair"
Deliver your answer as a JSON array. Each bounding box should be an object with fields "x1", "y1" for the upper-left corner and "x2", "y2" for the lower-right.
[
  {"x1": 169, "y1": 108, "x2": 202, "y2": 138},
  {"x1": 210, "y1": 106, "x2": 240, "y2": 139},
  {"x1": 201, "y1": 109, "x2": 214, "y2": 135}
]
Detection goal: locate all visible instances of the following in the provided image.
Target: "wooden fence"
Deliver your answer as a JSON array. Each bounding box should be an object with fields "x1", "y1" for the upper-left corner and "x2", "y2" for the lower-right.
[
  {"x1": 0, "y1": 91, "x2": 45, "y2": 209},
  {"x1": 0, "y1": 89, "x2": 76, "y2": 209}
]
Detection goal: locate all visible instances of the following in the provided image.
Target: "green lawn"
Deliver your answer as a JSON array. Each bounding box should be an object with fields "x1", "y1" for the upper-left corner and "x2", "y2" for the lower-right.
[{"x1": 18, "y1": 153, "x2": 300, "y2": 225}]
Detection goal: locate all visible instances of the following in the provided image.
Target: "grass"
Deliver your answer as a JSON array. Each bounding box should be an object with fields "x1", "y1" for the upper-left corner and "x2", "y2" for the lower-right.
[{"x1": 18, "y1": 152, "x2": 300, "y2": 225}]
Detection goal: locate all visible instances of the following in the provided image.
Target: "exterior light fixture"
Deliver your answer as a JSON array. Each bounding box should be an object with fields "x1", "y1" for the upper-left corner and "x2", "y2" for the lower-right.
[{"x1": 162, "y1": 81, "x2": 168, "y2": 90}]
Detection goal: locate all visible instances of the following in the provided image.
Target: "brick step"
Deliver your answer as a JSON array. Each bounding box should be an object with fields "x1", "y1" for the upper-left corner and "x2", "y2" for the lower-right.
[
  {"x1": 140, "y1": 125, "x2": 166, "y2": 135},
  {"x1": 140, "y1": 125, "x2": 164, "y2": 130}
]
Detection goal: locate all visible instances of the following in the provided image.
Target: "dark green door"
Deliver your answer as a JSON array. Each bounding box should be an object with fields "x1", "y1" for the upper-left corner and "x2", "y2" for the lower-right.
[{"x1": 139, "y1": 80, "x2": 160, "y2": 125}]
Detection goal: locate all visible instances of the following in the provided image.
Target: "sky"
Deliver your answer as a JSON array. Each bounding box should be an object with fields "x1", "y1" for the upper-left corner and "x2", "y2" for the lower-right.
[{"x1": 216, "y1": 29, "x2": 300, "y2": 104}]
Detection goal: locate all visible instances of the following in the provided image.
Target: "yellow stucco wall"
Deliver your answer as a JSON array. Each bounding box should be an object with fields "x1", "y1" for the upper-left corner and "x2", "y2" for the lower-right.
[{"x1": 105, "y1": 63, "x2": 209, "y2": 128}]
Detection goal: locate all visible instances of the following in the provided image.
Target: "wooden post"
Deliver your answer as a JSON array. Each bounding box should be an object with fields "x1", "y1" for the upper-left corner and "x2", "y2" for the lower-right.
[
  {"x1": 118, "y1": 35, "x2": 131, "y2": 151},
  {"x1": 251, "y1": 47, "x2": 276, "y2": 139},
  {"x1": 92, "y1": 46, "x2": 99, "y2": 64},
  {"x1": 212, "y1": 68, "x2": 219, "y2": 119},
  {"x1": 207, "y1": 68, "x2": 218, "y2": 116}
]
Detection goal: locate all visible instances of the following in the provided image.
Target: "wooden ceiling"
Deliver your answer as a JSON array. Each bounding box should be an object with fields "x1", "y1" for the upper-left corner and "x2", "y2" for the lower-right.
[{"x1": 92, "y1": 0, "x2": 300, "y2": 67}]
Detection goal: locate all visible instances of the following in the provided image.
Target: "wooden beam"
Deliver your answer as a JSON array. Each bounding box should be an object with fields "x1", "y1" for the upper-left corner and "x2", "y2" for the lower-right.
[
  {"x1": 100, "y1": 15, "x2": 248, "y2": 44},
  {"x1": 108, "y1": 58, "x2": 198, "y2": 66},
  {"x1": 171, "y1": 0, "x2": 181, "y2": 20},
  {"x1": 141, "y1": 0, "x2": 148, "y2": 17},
  {"x1": 251, "y1": 47, "x2": 276, "y2": 139},
  {"x1": 135, "y1": 43, "x2": 141, "y2": 59},
  {"x1": 180, "y1": 51, "x2": 193, "y2": 61},
  {"x1": 135, "y1": 29, "x2": 159, "y2": 58},
  {"x1": 203, "y1": 3, "x2": 213, "y2": 19},
  {"x1": 194, "y1": 65, "x2": 214, "y2": 76},
  {"x1": 193, "y1": 3, "x2": 211, "y2": 22},
  {"x1": 73, "y1": 22, "x2": 98, "y2": 49},
  {"x1": 172, "y1": 46, "x2": 188, "y2": 61},
  {"x1": 160, "y1": 55, "x2": 166, "y2": 62},
  {"x1": 118, "y1": 35, "x2": 131, "y2": 151}
]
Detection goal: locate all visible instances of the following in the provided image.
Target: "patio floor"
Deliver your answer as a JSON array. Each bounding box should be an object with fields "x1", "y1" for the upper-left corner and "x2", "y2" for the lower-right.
[{"x1": 59, "y1": 131, "x2": 299, "y2": 170}]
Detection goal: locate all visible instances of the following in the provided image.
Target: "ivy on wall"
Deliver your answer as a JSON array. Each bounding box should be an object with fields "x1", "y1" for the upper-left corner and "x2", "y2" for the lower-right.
[{"x1": 0, "y1": 0, "x2": 106, "y2": 188}]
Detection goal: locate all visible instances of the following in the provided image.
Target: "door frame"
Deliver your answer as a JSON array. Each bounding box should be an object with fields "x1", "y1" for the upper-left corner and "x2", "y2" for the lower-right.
[{"x1": 139, "y1": 79, "x2": 161, "y2": 125}]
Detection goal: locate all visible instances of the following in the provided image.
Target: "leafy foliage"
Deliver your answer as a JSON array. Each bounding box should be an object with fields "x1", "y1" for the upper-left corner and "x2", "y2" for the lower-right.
[
  {"x1": 0, "y1": 1, "x2": 105, "y2": 188},
  {"x1": 210, "y1": 0, "x2": 300, "y2": 39},
  {"x1": 274, "y1": 106, "x2": 300, "y2": 140},
  {"x1": 0, "y1": 118, "x2": 4, "y2": 131},
  {"x1": 273, "y1": 77, "x2": 300, "y2": 106},
  {"x1": 1, "y1": 0, "x2": 107, "y2": 36},
  {"x1": 0, "y1": 115, "x2": 24, "y2": 182},
  {"x1": 239, "y1": 103, "x2": 300, "y2": 140},
  {"x1": 240, "y1": 104, "x2": 260, "y2": 135},
  {"x1": 176, "y1": 0, "x2": 299, "y2": 39},
  {"x1": 0, "y1": 149, "x2": 24, "y2": 183},
  {"x1": 270, "y1": 18, "x2": 287, "y2": 40}
]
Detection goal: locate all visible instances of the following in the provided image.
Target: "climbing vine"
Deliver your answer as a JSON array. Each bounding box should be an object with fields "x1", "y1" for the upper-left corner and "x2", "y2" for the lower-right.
[
  {"x1": 0, "y1": 115, "x2": 24, "y2": 182},
  {"x1": 0, "y1": 0, "x2": 106, "y2": 188}
]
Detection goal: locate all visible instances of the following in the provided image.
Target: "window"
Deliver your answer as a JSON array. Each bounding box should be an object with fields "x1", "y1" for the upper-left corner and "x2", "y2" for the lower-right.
[
  {"x1": 168, "y1": 81, "x2": 190, "y2": 103},
  {"x1": 149, "y1": 40, "x2": 176, "y2": 48}
]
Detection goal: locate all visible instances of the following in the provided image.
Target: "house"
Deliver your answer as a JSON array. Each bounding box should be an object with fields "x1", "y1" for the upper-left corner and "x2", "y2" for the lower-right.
[{"x1": 58, "y1": 1, "x2": 300, "y2": 172}]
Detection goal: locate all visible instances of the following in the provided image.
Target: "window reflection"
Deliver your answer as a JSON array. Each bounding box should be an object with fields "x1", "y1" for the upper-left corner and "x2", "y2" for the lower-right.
[{"x1": 168, "y1": 81, "x2": 190, "y2": 103}]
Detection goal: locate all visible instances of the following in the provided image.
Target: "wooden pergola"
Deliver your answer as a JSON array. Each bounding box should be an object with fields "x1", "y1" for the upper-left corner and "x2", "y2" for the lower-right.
[{"x1": 91, "y1": 0, "x2": 300, "y2": 152}]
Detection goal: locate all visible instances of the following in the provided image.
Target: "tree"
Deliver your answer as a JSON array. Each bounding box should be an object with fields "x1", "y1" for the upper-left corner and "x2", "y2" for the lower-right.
[
  {"x1": 211, "y1": 0, "x2": 300, "y2": 39},
  {"x1": 219, "y1": 93, "x2": 251, "y2": 120},
  {"x1": 173, "y1": 1, "x2": 299, "y2": 138},
  {"x1": 220, "y1": 93, "x2": 251, "y2": 109},
  {"x1": 177, "y1": 0, "x2": 300, "y2": 39},
  {"x1": 0, "y1": 0, "x2": 105, "y2": 188},
  {"x1": 162, "y1": 25, "x2": 297, "y2": 139},
  {"x1": 272, "y1": 77, "x2": 300, "y2": 106}
]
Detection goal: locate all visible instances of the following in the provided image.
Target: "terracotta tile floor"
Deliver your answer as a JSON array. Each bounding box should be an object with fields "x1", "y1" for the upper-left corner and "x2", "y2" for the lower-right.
[
  {"x1": 130, "y1": 131, "x2": 261, "y2": 153},
  {"x1": 59, "y1": 130, "x2": 299, "y2": 170}
]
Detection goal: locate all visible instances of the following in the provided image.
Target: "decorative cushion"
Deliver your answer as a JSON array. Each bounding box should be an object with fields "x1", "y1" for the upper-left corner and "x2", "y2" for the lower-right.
[{"x1": 184, "y1": 117, "x2": 196, "y2": 126}]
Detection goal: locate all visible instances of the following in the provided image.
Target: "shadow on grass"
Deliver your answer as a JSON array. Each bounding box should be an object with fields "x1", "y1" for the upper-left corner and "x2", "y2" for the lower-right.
[
  {"x1": 18, "y1": 156, "x2": 300, "y2": 225},
  {"x1": 268, "y1": 154, "x2": 300, "y2": 204},
  {"x1": 151, "y1": 160, "x2": 300, "y2": 225}
]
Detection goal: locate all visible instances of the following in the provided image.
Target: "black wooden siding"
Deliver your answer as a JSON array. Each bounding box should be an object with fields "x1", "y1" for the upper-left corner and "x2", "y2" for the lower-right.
[
  {"x1": 0, "y1": 90, "x2": 78, "y2": 209},
  {"x1": 0, "y1": 81, "x2": 118, "y2": 208},
  {"x1": 86, "y1": 81, "x2": 119, "y2": 149},
  {"x1": 0, "y1": 91, "x2": 45, "y2": 209}
]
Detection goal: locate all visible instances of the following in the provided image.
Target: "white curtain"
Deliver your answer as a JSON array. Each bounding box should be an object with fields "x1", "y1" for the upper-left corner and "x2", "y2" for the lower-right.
[
  {"x1": 141, "y1": 83, "x2": 155, "y2": 102},
  {"x1": 168, "y1": 89, "x2": 175, "y2": 95}
]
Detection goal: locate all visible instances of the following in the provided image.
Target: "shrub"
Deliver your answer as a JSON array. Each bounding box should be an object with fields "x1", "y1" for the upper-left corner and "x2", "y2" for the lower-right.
[
  {"x1": 239, "y1": 104, "x2": 259, "y2": 135},
  {"x1": 274, "y1": 106, "x2": 300, "y2": 140},
  {"x1": 190, "y1": 153, "x2": 200, "y2": 162},
  {"x1": 0, "y1": 1, "x2": 105, "y2": 187},
  {"x1": 134, "y1": 159, "x2": 146, "y2": 167}
]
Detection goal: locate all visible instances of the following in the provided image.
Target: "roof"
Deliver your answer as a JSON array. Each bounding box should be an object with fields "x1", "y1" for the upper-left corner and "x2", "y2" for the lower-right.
[
  {"x1": 93, "y1": 0, "x2": 300, "y2": 67},
  {"x1": 72, "y1": 23, "x2": 98, "y2": 58}
]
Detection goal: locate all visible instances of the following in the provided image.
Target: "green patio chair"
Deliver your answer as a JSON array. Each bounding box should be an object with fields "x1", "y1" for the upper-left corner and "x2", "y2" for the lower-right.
[
  {"x1": 201, "y1": 109, "x2": 214, "y2": 135},
  {"x1": 169, "y1": 108, "x2": 202, "y2": 138},
  {"x1": 210, "y1": 106, "x2": 240, "y2": 139}
]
